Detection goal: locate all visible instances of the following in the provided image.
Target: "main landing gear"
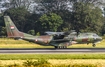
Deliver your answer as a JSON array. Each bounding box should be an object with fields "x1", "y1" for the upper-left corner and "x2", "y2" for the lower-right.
[{"x1": 54, "y1": 46, "x2": 67, "y2": 49}]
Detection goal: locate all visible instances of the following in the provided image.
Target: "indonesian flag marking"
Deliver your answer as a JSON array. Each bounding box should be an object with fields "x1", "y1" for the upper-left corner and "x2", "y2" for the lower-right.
[
  {"x1": 35, "y1": 39, "x2": 37, "y2": 42},
  {"x1": 10, "y1": 26, "x2": 15, "y2": 29}
]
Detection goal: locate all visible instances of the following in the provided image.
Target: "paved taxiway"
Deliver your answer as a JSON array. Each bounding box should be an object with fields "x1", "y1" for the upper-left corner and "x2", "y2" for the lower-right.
[{"x1": 0, "y1": 48, "x2": 105, "y2": 54}]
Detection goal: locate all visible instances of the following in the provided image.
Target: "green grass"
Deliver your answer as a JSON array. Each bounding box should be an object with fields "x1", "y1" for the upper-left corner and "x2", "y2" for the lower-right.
[
  {"x1": 0, "y1": 38, "x2": 104, "y2": 67},
  {"x1": 0, "y1": 54, "x2": 105, "y2": 60},
  {"x1": 0, "y1": 59, "x2": 100, "y2": 67}
]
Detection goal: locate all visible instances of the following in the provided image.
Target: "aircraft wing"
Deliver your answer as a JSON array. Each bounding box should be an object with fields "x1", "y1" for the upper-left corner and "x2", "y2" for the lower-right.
[
  {"x1": 51, "y1": 39, "x2": 70, "y2": 42},
  {"x1": 45, "y1": 30, "x2": 77, "y2": 36},
  {"x1": 45, "y1": 31, "x2": 65, "y2": 35}
]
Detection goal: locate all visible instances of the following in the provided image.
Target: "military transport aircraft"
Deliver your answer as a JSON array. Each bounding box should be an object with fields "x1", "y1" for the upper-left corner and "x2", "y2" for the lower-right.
[
  {"x1": 4, "y1": 16, "x2": 102, "y2": 49},
  {"x1": 45, "y1": 31, "x2": 102, "y2": 47}
]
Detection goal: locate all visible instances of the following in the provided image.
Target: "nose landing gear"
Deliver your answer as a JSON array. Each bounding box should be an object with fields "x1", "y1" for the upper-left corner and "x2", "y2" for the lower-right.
[{"x1": 92, "y1": 43, "x2": 96, "y2": 47}]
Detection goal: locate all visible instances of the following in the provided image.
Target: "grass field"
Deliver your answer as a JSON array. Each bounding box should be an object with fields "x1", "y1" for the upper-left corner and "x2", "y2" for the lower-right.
[
  {"x1": 0, "y1": 59, "x2": 103, "y2": 67},
  {"x1": 0, "y1": 54, "x2": 105, "y2": 60},
  {"x1": 0, "y1": 38, "x2": 105, "y2": 67},
  {"x1": 0, "y1": 59, "x2": 104, "y2": 66},
  {"x1": 0, "y1": 38, "x2": 105, "y2": 48},
  {"x1": 0, "y1": 54, "x2": 104, "y2": 67}
]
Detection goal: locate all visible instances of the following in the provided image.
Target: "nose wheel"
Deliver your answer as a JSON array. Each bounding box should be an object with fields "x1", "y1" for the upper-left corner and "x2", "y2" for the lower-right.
[{"x1": 92, "y1": 43, "x2": 96, "y2": 47}]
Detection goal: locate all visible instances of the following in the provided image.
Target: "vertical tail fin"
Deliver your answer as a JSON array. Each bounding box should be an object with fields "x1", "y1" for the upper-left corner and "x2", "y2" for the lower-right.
[{"x1": 4, "y1": 16, "x2": 24, "y2": 38}]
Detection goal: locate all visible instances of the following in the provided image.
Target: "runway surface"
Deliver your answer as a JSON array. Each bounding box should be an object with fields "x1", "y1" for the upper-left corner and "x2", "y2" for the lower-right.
[{"x1": 0, "y1": 48, "x2": 105, "y2": 54}]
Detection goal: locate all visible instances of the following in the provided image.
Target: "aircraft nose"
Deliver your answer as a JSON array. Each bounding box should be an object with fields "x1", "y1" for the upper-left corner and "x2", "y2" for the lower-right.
[
  {"x1": 94, "y1": 37, "x2": 102, "y2": 41},
  {"x1": 98, "y1": 37, "x2": 102, "y2": 41}
]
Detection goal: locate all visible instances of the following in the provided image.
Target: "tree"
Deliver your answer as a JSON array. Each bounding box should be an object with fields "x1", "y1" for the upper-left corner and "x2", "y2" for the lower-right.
[
  {"x1": 39, "y1": 13, "x2": 63, "y2": 33},
  {"x1": 0, "y1": 26, "x2": 6, "y2": 37},
  {"x1": 25, "y1": 13, "x2": 41, "y2": 34},
  {"x1": 39, "y1": 0, "x2": 104, "y2": 33},
  {"x1": 9, "y1": 0, "x2": 32, "y2": 9},
  {"x1": 71, "y1": 2, "x2": 103, "y2": 33},
  {"x1": 4, "y1": 7, "x2": 30, "y2": 32},
  {"x1": 101, "y1": 7, "x2": 105, "y2": 35},
  {"x1": 0, "y1": 14, "x2": 6, "y2": 36},
  {"x1": 0, "y1": 14, "x2": 4, "y2": 27},
  {"x1": 40, "y1": 0, "x2": 71, "y2": 13},
  {"x1": 28, "y1": 29, "x2": 35, "y2": 35},
  {"x1": 1, "y1": 0, "x2": 104, "y2": 35}
]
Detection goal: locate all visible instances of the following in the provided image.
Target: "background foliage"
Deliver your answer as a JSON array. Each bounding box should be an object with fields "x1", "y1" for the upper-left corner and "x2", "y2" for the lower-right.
[{"x1": 0, "y1": 0, "x2": 105, "y2": 36}]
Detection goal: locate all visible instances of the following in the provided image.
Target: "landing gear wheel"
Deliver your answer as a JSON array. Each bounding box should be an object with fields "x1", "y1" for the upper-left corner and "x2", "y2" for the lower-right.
[
  {"x1": 54, "y1": 46, "x2": 58, "y2": 49},
  {"x1": 92, "y1": 43, "x2": 96, "y2": 47},
  {"x1": 54, "y1": 46, "x2": 67, "y2": 49},
  {"x1": 59, "y1": 46, "x2": 62, "y2": 49},
  {"x1": 63, "y1": 46, "x2": 67, "y2": 49},
  {"x1": 87, "y1": 43, "x2": 89, "y2": 45}
]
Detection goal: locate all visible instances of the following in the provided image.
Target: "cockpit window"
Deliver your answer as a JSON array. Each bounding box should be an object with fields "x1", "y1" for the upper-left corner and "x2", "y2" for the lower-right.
[
  {"x1": 93, "y1": 34, "x2": 98, "y2": 37},
  {"x1": 78, "y1": 33, "x2": 99, "y2": 37},
  {"x1": 79, "y1": 33, "x2": 89, "y2": 36}
]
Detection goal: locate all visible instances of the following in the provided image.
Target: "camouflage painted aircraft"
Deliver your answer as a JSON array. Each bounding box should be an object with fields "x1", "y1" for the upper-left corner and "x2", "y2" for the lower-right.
[
  {"x1": 45, "y1": 31, "x2": 102, "y2": 47},
  {"x1": 4, "y1": 16, "x2": 102, "y2": 48}
]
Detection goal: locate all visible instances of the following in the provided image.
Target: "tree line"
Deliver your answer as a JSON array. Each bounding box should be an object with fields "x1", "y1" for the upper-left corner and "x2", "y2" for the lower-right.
[{"x1": 0, "y1": 0, "x2": 105, "y2": 36}]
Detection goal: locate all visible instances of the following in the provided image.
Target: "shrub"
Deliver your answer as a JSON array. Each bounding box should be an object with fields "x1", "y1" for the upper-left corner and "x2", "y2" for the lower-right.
[
  {"x1": 6, "y1": 64, "x2": 20, "y2": 67},
  {"x1": 102, "y1": 34, "x2": 105, "y2": 39},
  {"x1": 28, "y1": 30, "x2": 35, "y2": 35},
  {"x1": 23, "y1": 60, "x2": 34, "y2": 67},
  {"x1": 69, "y1": 64, "x2": 97, "y2": 67},
  {"x1": 53, "y1": 64, "x2": 98, "y2": 67},
  {"x1": 23, "y1": 59, "x2": 51, "y2": 67}
]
